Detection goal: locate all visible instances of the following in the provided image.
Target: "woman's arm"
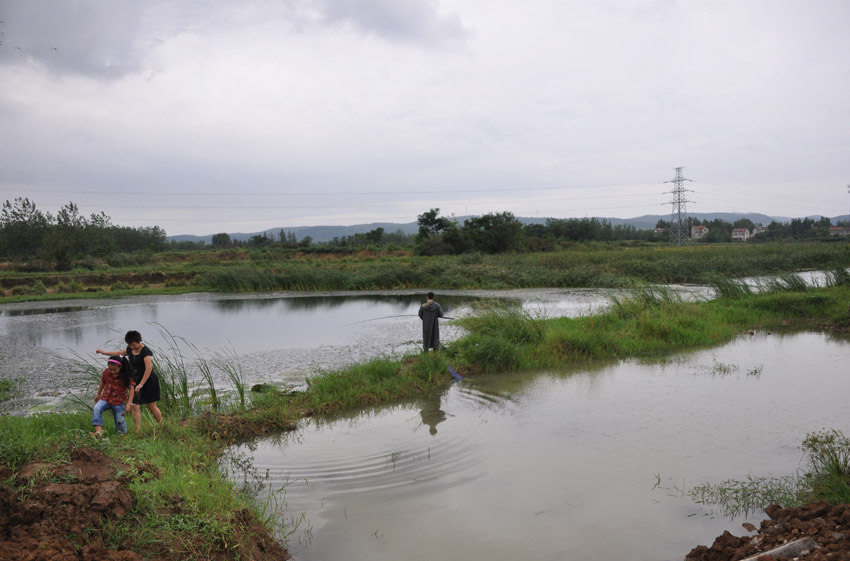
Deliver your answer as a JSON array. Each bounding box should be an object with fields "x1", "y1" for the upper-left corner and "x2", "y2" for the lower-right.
[
  {"x1": 96, "y1": 349, "x2": 123, "y2": 357},
  {"x1": 137, "y1": 355, "x2": 153, "y2": 388}
]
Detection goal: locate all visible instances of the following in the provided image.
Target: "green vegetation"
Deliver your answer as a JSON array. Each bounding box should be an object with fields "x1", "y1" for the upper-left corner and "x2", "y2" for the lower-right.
[
  {"x1": 0, "y1": 379, "x2": 17, "y2": 402},
  {"x1": 3, "y1": 240, "x2": 849, "y2": 302},
  {"x1": 2, "y1": 199, "x2": 849, "y2": 303},
  {"x1": 689, "y1": 429, "x2": 850, "y2": 517}
]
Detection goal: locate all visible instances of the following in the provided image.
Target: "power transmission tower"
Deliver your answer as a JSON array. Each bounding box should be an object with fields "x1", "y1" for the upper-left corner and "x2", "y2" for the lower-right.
[{"x1": 664, "y1": 167, "x2": 693, "y2": 246}]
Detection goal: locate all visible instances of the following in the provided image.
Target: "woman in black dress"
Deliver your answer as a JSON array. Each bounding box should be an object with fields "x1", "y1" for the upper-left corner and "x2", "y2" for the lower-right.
[{"x1": 96, "y1": 330, "x2": 162, "y2": 432}]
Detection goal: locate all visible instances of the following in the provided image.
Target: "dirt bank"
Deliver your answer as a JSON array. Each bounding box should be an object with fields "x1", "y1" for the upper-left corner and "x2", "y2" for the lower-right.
[
  {"x1": 686, "y1": 503, "x2": 850, "y2": 560},
  {"x1": 0, "y1": 447, "x2": 289, "y2": 561}
]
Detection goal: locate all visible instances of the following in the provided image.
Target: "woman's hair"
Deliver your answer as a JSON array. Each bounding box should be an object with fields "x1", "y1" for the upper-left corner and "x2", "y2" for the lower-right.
[
  {"x1": 106, "y1": 355, "x2": 133, "y2": 388},
  {"x1": 124, "y1": 330, "x2": 142, "y2": 344}
]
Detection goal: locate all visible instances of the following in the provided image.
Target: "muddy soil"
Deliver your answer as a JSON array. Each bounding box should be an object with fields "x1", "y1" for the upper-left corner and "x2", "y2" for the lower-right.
[
  {"x1": 0, "y1": 448, "x2": 289, "y2": 561},
  {"x1": 686, "y1": 503, "x2": 850, "y2": 560}
]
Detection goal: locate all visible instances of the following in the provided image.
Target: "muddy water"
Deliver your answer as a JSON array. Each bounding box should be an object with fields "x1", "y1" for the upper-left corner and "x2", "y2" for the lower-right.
[
  {"x1": 227, "y1": 331, "x2": 850, "y2": 561},
  {"x1": 1, "y1": 288, "x2": 658, "y2": 413}
]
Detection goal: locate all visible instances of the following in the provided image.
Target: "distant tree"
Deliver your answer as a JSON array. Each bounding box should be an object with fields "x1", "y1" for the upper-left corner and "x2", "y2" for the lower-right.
[
  {"x1": 0, "y1": 197, "x2": 50, "y2": 258},
  {"x1": 463, "y1": 212, "x2": 524, "y2": 253},
  {"x1": 46, "y1": 202, "x2": 90, "y2": 267},
  {"x1": 416, "y1": 208, "x2": 451, "y2": 241},
  {"x1": 211, "y1": 232, "x2": 231, "y2": 248},
  {"x1": 733, "y1": 218, "x2": 755, "y2": 231},
  {"x1": 702, "y1": 219, "x2": 732, "y2": 243},
  {"x1": 363, "y1": 227, "x2": 385, "y2": 245},
  {"x1": 524, "y1": 223, "x2": 548, "y2": 238},
  {"x1": 250, "y1": 234, "x2": 270, "y2": 247},
  {"x1": 84, "y1": 211, "x2": 116, "y2": 256}
]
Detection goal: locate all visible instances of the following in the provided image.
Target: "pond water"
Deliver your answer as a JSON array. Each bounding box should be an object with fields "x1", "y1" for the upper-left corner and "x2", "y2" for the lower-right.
[
  {"x1": 227, "y1": 331, "x2": 850, "y2": 561},
  {"x1": 1, "y1": 288, "x2": 665, "y2": 413}
]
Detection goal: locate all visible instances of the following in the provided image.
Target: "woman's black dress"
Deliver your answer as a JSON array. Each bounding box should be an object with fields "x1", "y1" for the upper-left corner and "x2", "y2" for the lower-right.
[{"x1": 126, "y1": 345, "x2": 161, "y2": 404}]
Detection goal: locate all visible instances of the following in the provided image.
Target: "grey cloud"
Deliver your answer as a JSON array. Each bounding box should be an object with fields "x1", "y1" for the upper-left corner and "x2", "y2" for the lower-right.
[
  {"x1": 316, "y1": 0, "x2": 469, "y2": 45},
  {"x1": 0, "y1": 0, "x2": 468, "y2": 79},
  {"x1": 0, "y1": 0, "x2": 150, "y2": 77}
]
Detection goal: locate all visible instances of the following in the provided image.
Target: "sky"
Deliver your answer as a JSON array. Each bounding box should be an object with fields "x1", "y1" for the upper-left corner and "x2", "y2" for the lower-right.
[{"x1": 1, "y1": 0, "x2": 848, "y2": 236}]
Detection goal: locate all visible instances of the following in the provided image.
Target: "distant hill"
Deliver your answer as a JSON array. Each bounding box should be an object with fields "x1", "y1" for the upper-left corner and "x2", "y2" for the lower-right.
[{"x1": 168, "y1": 212, "x2": 847, "y2": 244}]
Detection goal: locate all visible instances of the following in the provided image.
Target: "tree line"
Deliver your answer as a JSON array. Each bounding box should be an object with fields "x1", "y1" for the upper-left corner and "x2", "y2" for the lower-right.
[
  {"x1": 2, "y1": 198, "x2": 846, "y2": 264},
  {"x1": 413, "y1": 209, "x2": 849, "y2": 255},
  {"x1": 0, "y1": 198, "x2": 166, "y2": 266}
]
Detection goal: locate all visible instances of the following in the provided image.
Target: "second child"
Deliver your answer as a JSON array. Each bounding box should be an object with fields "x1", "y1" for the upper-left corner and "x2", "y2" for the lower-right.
[{"x1": 91, "y1": 356, "x2": 135, "y2": 437}]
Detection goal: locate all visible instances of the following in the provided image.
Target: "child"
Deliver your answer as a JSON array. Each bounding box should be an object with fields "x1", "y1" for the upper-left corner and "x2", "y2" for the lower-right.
[{"x1": 91, "y1": 356, "x2": 135, "y2": 437}]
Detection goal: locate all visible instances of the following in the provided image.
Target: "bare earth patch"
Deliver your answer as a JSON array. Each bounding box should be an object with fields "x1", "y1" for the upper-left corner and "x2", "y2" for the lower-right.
[
  {"x1": 686, "y1": 503, "x2": 850, "y2": 561},
  {"x1": 0, "y1": 447, "x2": 289, "y2": 561}
]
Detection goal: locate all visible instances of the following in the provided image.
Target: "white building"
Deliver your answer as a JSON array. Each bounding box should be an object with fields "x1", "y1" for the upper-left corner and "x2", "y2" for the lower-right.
[
  {"x1": 731, "y1": 228, "x2": 750, "y2": 241},
  {"x1": 691, "y1": 225, "x2": 709, "y2": 239}
]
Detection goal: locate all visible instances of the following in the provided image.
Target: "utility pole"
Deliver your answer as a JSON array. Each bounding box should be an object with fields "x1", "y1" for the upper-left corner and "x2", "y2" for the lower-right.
[{"x1": 664, "y1": 167, "x2": 693, "y2": 246}]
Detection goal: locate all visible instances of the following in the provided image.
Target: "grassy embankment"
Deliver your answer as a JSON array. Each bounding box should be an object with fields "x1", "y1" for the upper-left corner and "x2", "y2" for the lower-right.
[
  {"x1": 1, "y1": 241, "x2": 849, "y2": 302},
  {"x1": 1, "y1": 274, "x2": 849, "y2": 559}
]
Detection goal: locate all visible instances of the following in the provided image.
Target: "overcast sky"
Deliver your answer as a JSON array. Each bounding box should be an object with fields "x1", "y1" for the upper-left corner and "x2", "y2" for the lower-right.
[{"x1": 1, "y1": 0, "x2": 848, "y2": 236}]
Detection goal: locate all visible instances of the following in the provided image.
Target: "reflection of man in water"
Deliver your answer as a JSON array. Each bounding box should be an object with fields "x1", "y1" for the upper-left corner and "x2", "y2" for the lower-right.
[
  {"x1": 418, "y1": 292, "x2": 444, "y2": 352},
  {"x1": 420, "y1": 394, "x2": 446, "y2": 436}
]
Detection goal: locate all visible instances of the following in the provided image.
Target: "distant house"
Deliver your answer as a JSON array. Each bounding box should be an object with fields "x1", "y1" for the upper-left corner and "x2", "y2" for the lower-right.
[
  {"x1": 829, "y1": 226, "x2": 850, "y2": 237},
  {"x1": 691, "y1": 225, "x2": 709, "y2": 239},
  {"x1": 753, "y1": 226, "x2": 768, "y2": 236},
  {"x1": 731, "y1": 228, "x2": 751, "y2": 241},
  {"x1": 654, "y1": 227, "x2": 669, "y2": 234}
]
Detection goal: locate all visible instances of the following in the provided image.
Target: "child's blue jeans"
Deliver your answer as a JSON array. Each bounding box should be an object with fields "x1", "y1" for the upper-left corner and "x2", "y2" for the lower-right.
[{"x1": 92, "y1": 400, "x2": 127, "y2": 434}]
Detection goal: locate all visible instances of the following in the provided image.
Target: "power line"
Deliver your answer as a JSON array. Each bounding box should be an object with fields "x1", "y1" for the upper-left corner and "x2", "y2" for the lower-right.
[
  {"x1": 11, "y1": 181, "x2": 656, "y2": 198},
  {"x1": 20, "y1": 192, "x2": 664, "y2": 211}
]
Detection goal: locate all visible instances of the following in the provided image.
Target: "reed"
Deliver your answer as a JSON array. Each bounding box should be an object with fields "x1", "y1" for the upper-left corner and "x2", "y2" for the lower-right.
[
  {"x1": 688, "y1": 429, "x2": 850, "y2": 516},
  {"x1": 214, "y1": 346, "x2": 247, "y2": 411}
]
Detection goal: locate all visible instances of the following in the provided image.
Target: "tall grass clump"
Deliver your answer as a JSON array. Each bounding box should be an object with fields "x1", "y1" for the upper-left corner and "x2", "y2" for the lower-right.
[
  {"x1": 689, "y1": 429, "x2": 850, "y2": 517},
  {"x1": 214, "y1": 346, "x2": 247, "y2": 410},
  {"x1": 0, "y1": 379, "x2": 17, "y2": 403},
  {"x1": 452, "y1": 301, "x2": 546, "y2": 371},
  {"x1": 826, "y1": 267, "x2": 850, "y2": 288},
  {"x1": 707, "y1": 275, "x2": 753, "y2": 299},
  {"x1": 762, "y1": 273, "x2": 809, "y2": 293}
]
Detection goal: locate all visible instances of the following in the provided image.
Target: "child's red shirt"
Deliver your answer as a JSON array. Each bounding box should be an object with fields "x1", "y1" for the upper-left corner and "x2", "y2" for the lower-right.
[{"x1": 99, "y1": 369, "x2": 134, "y2": 405}]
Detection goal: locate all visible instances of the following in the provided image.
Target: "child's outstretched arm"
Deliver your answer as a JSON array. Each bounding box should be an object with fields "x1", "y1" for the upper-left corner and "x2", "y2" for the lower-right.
[{"x1": 94, "y1": 379, "x2": 106, "y2": 404}]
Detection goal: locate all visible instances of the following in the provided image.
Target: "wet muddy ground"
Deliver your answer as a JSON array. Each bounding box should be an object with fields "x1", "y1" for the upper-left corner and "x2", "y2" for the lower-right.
[
  {"x1": 0, "y1": 448, "x2": 289, "y2": 561},
  {"x1": 686, "y1": 503, "x2": 850, "y2": 560}
]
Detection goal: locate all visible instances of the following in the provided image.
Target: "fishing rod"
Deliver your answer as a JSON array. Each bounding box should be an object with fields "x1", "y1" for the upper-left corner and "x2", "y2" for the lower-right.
[{"x1": 339, "y1": 314, "x2": 456, "y2": 327}]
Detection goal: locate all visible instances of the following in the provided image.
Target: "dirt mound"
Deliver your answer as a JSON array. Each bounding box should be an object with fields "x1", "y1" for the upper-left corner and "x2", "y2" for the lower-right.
[
  {"x1": 686, "y1": 503, "x2": 850, "y2": 561},
  {"x1": 0, "y1": 447, "x2": 289, "y2": 561},
  {"x1": 0, "y1": 448, "x2": 139, "y2": 561}
]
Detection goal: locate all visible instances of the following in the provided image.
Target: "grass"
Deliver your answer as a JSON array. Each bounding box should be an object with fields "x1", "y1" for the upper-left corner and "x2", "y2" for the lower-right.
[
  {"x1": 0, "y1": 378, "x2": 17, "y2": 403},
  {"x1": 2, "y1": 242, "x2": 849, "y2": 302},
  {"x1": 0, "y1": 413, "x2": 272, "y2": 559},
  {"x1": 689, "y1": 429, "x2": 850, "y2": 517},
  {"x1": 1, "y1": 282, "x2": 849, "y2": 559}
]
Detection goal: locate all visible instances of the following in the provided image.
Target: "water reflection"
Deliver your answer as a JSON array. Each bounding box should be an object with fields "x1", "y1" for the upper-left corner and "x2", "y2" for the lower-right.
[
  {"x1": 0, "y1": 306, "x2": 88, "y2": 317},
  {"x1": 418, "y1": 394, "x2": 446, "y2": 436},
  {"x1": 232, "y1": 332, "x2": 850, "y2": 561}
]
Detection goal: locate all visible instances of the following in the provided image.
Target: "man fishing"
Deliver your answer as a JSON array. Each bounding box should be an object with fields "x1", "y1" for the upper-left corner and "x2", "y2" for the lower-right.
[{"x1": 418, "y1": 292, "x2": 444, "y2": 352}]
